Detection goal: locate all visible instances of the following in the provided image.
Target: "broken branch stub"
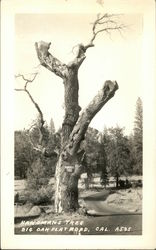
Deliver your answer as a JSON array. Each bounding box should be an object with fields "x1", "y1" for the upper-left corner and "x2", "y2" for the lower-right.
[{"x1": 35, "y1": 41, "x2": 68, "y2": 79}]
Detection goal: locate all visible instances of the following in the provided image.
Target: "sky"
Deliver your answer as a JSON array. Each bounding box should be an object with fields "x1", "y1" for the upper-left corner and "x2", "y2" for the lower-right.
[{"x1": 15, "y1": 12, "x2": 143, "y2": 135}]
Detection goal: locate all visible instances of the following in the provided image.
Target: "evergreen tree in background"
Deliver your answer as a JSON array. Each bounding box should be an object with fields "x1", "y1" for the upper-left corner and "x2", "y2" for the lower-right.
[
  {"x1": 133, "y1": 97, "x2": 143, "y2": 175},
  {"x1": 83, "y1": 127, "x2": 101, "y2": 189},
  {"x1": 23, "y1": 117, "x2": 59, "y2": 205},
  {"x1": 49, "y1": 118, "x2": 56, "y2": 135},
  {"x1": 100, "y1": 128, "x2": 109, "y2": 187},
  {"x1": 14, "y1": 117, "x2": 60, "y2": 179},
  {"x1": 104, "y1": 127, "x2": 131, "y2": 188},
  {"x1": 26, "y1": 156, "x2": 54, "y2": 205},
  {"x1": 15, "y1": 130, "x2": 33, "y2": 179}
]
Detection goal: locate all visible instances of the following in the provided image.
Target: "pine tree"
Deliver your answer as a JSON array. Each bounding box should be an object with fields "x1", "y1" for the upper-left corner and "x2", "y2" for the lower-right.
[
  {"x1": 133, "y1": 97, "x2": 143, "y2": 175},
  {"x1": 100, "y1": 129, "x2": 109, "y2": 187},
  {"x1": 49, "y1": 118, "x2": 55, "y2": 135},
  {"x1": 104, "y1": 127, "x2": 131, "y2": 188},
  {"x1": 15, "y1": 130, "x2": 33, "y2": 179}
]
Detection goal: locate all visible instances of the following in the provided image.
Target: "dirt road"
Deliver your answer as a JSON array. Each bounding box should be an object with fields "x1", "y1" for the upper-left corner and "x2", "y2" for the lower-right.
[{"x1": 15, "y1": 189, "x2": 142, "y2": 235}]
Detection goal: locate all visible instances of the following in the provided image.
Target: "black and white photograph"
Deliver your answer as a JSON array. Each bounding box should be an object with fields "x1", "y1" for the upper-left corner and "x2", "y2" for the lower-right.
[{"x1": 1, "y1": 0, "x2": 156, "y2": 249}]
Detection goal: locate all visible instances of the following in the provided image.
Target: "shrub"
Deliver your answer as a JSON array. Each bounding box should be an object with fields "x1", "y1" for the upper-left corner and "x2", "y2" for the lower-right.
[
  {"x1": 25, "y1": 185, "x2": 54, "y2": 205},
  {"x1": 25, "y1": 157, "x2": 54, "y2": 205}
]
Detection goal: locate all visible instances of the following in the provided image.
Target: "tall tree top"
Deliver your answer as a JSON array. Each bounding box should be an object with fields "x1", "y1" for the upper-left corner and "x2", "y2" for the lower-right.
[{"x1": 134, "y1": 97, "x2": 143, "y2": 134}]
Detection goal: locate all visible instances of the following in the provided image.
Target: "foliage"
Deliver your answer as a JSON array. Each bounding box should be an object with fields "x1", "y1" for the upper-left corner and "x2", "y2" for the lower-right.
[
  {"x1": 29, "y1": 115, "x2": 50, "y2": 148},
  {"x1": 127, "y1": 134, "x2": 138, "y2": 175},
  {"x1": 14, "y1": 130, "x2": 33, "y2": 179},
  {"x1": 84, "y1": 127, "x2": 102, "y2": 174},
  {"x1": 133, "y1": 97, "x2": 143, "y2": 175},
  {"x1": 100, "y1": 129, "x2": 109, "y2": 187},
  {"x1": 15, "y1": 117, "x2": 60, "y2": 179},
  {"x1": 15, "y1": 118, "x2": 59, "y2": 205},
  {"x1": 49, "y1": 118, "x2": 56, "y2": 134},
  {"x1": 24, "y1": 185, "x2": 54, "y2": 205},
  {"x1": 82, "y1": 127, "x2": 110, "y2": 188},
  {"x1": 23, "y1": 117, "x2": 60, "y2": 205},
  {"x1": 26, "y1": 157, "x2": 54, "y2": 205},
  {"x1": 100, "y1": 170, "x2": 109, "y2": 187},
  {"x1": 83, "y1": 128, "x2": 100, "y2": 186},
  {"x1": 102, "y1": 126, "x2": 131, "y2": 187}
]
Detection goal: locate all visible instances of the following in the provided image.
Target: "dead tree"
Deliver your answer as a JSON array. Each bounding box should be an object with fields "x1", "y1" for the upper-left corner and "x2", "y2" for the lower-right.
[
  {"x1": 33, "y1": 14, "x2": 124, "y2": 213},
  {"x1": 15, "y1": 73, "x2": 57, "y2": 157}
]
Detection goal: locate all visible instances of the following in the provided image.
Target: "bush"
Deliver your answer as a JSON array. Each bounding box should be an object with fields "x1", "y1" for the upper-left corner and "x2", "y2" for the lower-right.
[
  {"x1": 25, "y1": 157, "x2": 55, "y2": 205},
  {"x1": 25, "y1": 185, "x2": 54, "y2": 205}
]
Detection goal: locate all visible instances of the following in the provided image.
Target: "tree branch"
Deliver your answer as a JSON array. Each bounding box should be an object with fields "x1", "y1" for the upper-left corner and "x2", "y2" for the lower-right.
[
  {"x1": 15, "y1": 73, "x2": 44, "y2": 127},
  {"x1": 35, "y1": 41, "x2": 68, "y2": 79},
  {"x1": 15, "y1": 73, "x2": 38, "y2": 83},
  {"x1": 66, "y1": 80, "x2": 119, "y2": 156},
  {"x1": 67, "y1": 43, "x2": 94, "y2": 69},
  {"x1": 68, "y1": 13, "x2": 125, "y2": 69},
  {"x1": 90, "y1": 13, "x2": 126, "y2": 44},
  {"x1": 15, "y1": 73, "x2": 46, "y2": 151},
  {"x1": 15, "y1": 73, "x2": 59, "y2": 157}
]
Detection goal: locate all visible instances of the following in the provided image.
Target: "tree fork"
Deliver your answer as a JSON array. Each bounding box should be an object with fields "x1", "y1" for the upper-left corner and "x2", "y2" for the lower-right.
[
  {"x1": 67, "y1": 80, "x2": 119, "y2": 155},
  {"x1": 35, "y1": 28, "x2": 120, "y2": 213},
  {"x1": 35, "y1": 41, "x2": 84, "y2": 146},
  {"x1": 54, "y1": 80, "x2": 118, "y2": 213}
]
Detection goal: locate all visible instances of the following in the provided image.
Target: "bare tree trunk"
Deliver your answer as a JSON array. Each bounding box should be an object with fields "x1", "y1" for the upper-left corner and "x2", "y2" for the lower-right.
[
  {"x1": 61, "y1": 68, "x2": 80, "y2": 145},
  {"x1": 55, "y1": 80, "x2": 118, "y2": 213},
  {"x1": 35, "y1": 41, "x2": 119, "y2": 213},
  {"x1": 54, "y1": 67, "x2": 82, "y2": 213},
  {"x1": 55, "y1": 153, "x2": 81, "y2": 213}
]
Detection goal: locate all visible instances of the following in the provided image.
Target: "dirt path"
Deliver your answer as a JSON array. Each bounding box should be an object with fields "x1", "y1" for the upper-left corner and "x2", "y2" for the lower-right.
[
  {"x1": 85, "y1": 200, "x2": 130, "y2": 214},
  {"x1": 83, "y1": 188, "x2": 142, "y2": 214}
]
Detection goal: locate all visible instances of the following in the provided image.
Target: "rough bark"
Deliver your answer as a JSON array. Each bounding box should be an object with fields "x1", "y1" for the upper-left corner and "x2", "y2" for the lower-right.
[
  {"x1": 35, "y1": 41, "x2": 86, "y2": 146},
  {"x1": 61, "y1": 68, "x2": 80, "y2": 145},
  {"x1": 66, "y1": 80, "x2": 118, "y2": 155},
  {"x1": 54, "y1": 154, "x2": 82, "y2": 213},
  {"x1": 54, "y1": 80, "x2": 118, "y2": 213},
  {"x1": 35, "y1": 41, "x2": 68, "y2": 79}
]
